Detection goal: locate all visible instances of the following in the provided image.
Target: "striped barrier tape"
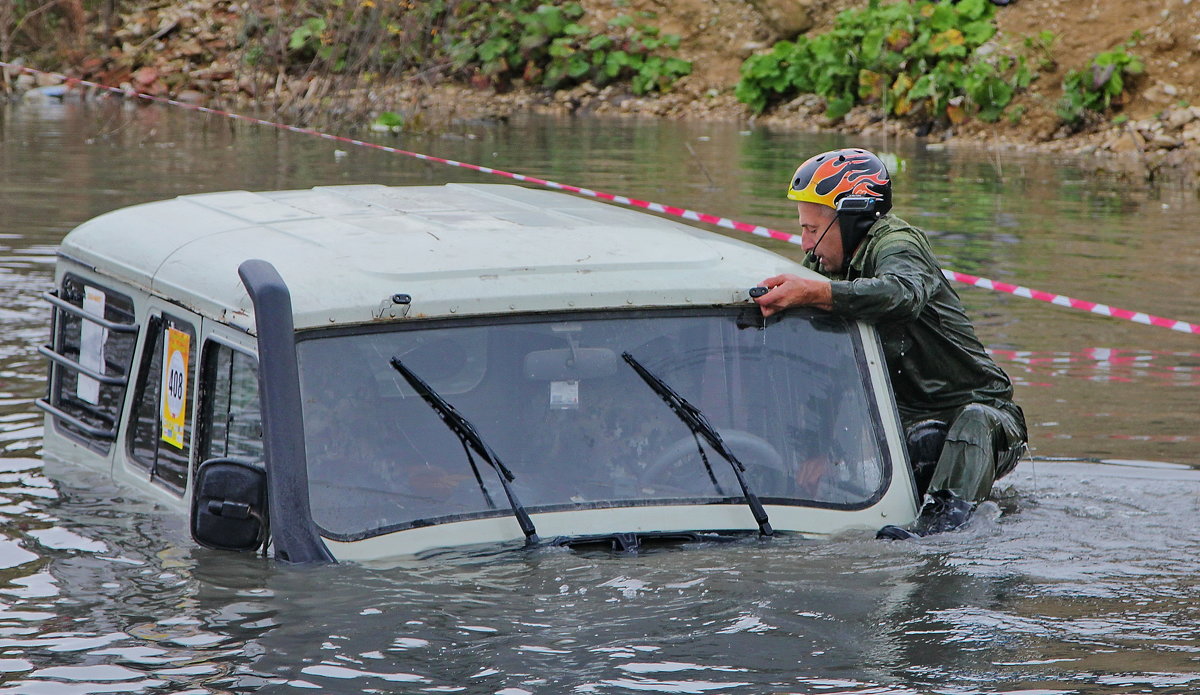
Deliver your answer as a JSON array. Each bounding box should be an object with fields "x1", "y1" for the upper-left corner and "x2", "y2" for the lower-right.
[
  {"x1": 942, "y1": 270, "x2": 1198, "y2": 334},
  {"x1": 3, "y1": 61, "x2": 1198, "y2": 335}
]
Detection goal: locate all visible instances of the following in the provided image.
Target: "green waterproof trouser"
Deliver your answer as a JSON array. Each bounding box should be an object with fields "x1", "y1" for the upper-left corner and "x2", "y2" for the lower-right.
[{"x1": 926, "y1": 402, "x2": 1027, "y2": 503}]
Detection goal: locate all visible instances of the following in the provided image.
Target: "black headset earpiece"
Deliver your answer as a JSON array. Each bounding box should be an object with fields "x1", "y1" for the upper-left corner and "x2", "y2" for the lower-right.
[{"x1": 835, "y1": 196, "x2": 883, "y2": 260}]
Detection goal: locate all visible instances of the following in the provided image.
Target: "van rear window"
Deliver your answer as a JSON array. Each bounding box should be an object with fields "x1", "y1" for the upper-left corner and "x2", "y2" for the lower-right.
[{"x1": 43, "y1": 275, "x2": 137, "y2": 453}]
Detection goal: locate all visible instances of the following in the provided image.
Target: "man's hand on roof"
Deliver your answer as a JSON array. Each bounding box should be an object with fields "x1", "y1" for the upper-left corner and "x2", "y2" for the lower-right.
[{"x1": 754, "y1": 273, "x2": 833, "y2": 317}]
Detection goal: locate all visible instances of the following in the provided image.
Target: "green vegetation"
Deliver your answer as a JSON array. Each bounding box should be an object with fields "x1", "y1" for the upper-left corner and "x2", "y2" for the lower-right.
[
  {"x1": 287, "y1": 17, "x2": 339, "y2": 67},
  {"x1": 734, "y1": 0, "x2": 1036, "y2": 124},
  {"x1": 447, "y1": 2, "x2": 690, "y2": 93},
  {"x1": 263, "y1": 0, "x2": 690, "y2": 96},
  {"x1": 1056, "y1": 40, "x2": 1143, "y2": 129},
  {"x1": 371, "y1": 110, "x2": 405, "y2": 132},
  {"x1": 1022, "y1": 30, "x2": 1057, "y2": 73}
]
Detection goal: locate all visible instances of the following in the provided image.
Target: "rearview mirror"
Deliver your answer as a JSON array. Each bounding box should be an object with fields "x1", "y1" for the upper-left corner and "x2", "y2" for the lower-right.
[
  {"x1": 191, "y1": 458, "x2": 268, "y2": 552},
  {"x1": 524, "y1": 348, "x2": 618, "y2": 381}
]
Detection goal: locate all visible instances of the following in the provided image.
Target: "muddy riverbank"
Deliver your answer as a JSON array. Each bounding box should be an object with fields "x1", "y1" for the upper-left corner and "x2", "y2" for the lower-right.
[{"x1": 4, "y1": 0, "x2": 1199, "y2": 181}]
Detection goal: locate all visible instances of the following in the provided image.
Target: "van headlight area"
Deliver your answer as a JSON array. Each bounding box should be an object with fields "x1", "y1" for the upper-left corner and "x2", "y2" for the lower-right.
[{"x1": 37, "y1": 183, "x2": 919, "y2": 563}]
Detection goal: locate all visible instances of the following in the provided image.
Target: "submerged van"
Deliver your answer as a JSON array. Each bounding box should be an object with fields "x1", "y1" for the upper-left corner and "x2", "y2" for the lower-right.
[{"x1": 39, "y1": 184, "x2": 919, "y2": 563}]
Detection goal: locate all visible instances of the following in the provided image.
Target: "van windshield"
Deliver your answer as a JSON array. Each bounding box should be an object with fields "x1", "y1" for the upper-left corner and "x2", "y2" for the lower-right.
[{"x1": 296, "y1": 309, "x2": 890, "y2": 541}]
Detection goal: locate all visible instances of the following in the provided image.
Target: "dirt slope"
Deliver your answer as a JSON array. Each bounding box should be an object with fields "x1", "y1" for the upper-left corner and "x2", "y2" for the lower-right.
[
  {"x1": 983, "y1": 0, "x2": 1200, "y2": 153},
  {"x1": 998, "y1": 0, "x2": 1200, "y2": 122}
]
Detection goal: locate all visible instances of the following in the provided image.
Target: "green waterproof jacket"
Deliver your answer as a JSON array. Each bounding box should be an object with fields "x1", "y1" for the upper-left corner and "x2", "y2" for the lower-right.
[{"x1": 804, "y1": 213, "x2": 1023, "y2": 431}]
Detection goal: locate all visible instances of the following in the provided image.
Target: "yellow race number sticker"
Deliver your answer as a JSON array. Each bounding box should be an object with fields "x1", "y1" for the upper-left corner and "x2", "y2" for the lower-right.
[{"x1": 160, "y1": 327, "x2": 190, "y2": 449}]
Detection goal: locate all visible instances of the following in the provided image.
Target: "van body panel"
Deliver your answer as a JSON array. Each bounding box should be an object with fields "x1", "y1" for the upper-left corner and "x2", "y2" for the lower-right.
[{"x1": 325, "y1": 495, "x2": 919, "y2": 561}]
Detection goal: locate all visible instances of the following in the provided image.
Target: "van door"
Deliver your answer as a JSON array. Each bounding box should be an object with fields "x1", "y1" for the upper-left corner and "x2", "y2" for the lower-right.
[{"x1": 122, "y1": 303, "x2": 202, "y2": 496}]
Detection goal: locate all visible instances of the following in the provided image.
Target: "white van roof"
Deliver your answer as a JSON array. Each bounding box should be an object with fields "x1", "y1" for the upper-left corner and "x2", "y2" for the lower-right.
[{"x1": 59, "y1": 184, "x2": 813, "y2": 330}]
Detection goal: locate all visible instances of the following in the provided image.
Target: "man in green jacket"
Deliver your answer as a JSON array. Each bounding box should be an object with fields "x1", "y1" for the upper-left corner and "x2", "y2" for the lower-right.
[{"x1": 754, "y1": 148, "x2": 1026, "y2": 539}]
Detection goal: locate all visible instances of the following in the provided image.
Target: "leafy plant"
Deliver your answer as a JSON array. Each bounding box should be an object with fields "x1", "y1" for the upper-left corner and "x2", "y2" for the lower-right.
[
  {"x1": 239, "y1": 0, "x2": 690, "y2": 122},
  {"x1": 288, "y1": 18, "x2": 335, "y2": 63},
  {"x1": 735, "y1": 0, "x2": 1037, "y2": 125},
  {"x1": 448, "y1": 2, "x2": 690, "y2": 94},
  {"x1": 1056, "y1": 41, "x2": 1143, "y2": 128},
  {"x1": 268, "y1": 1, "x2": 453, "y2": 76},
  {"x1": 370, "y1": 111, "x2": 405, "y2": 132},
  {"x1": 1023, "y1": 30, "x2": 1057, "y2": 72}
]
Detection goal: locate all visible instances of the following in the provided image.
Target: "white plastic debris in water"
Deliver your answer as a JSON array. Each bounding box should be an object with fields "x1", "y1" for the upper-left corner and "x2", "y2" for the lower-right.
[{"x1": 23, "y1": 84, "x2": 68, "y2": 100}]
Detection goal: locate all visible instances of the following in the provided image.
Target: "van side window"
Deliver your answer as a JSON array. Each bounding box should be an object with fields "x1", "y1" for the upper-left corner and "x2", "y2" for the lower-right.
[
  {"x1": 198, "y1": 342, "x2": 263, "y2": 464},
  {"x1": 127, "y1": 314, "x2": 196, "y2": 494},
  {"x1": 40, "y1": 275, "x2": 138, "y2": 453}
]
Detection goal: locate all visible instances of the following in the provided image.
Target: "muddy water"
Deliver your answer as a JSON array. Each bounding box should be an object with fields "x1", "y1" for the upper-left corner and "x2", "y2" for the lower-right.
[{"x1": 0, "y1": 99, "x2": 1197, "y2": 693}]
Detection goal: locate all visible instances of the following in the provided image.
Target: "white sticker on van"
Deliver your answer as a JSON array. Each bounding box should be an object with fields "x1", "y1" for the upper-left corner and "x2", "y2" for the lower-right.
[
  {"x1": 77, "y1": 286, "x2": 106, "y2": 405},
  {"x1": 550, "y1": 380, "x2": 579, "y2": 410},
  {"x1": 160, "y1": 327, "x2": 190, "y2": 449}
]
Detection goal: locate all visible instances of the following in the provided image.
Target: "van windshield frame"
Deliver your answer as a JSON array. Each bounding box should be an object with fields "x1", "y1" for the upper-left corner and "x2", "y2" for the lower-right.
[{"x1": 295, "y1": 308, "x2": 894, "y2": 542}]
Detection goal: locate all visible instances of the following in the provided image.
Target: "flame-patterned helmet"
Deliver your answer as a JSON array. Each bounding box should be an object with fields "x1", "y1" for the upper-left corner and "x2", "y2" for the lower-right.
[{"x1": 786, "y1": 148, "x2": 892, "y2": 213}]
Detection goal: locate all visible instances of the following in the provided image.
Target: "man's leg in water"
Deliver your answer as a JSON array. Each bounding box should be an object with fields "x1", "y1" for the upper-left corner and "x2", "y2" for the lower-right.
[
  {"x1": 928, "y1": 402, "x2": 1026, "y2": 503},
  {"x1": 879, "y1": 402, "x2": 1026, "y2": 539}
]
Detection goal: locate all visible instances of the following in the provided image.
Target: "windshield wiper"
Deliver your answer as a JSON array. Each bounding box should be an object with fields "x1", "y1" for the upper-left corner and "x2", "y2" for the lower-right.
[
  {"x1": 389, "y1": 357, "x2": 539, "y2": 545},
  {"x1": 621, "y1": 352, "x2": 773, "y2": 537}
]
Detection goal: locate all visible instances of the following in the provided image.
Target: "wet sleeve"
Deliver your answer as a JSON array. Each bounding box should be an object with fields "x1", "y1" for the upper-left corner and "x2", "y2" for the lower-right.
[{"x1": 827, "y1": 243, "x2": 940, "y2": 323}]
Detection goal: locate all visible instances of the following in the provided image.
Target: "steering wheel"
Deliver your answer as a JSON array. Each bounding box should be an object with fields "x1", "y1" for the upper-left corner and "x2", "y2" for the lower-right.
[{"x1": 642, "y1": 430, "x2": 788, "y2": 495}]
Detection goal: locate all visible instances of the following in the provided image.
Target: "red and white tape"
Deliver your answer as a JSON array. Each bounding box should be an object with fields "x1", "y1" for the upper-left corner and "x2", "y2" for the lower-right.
[
  {"x1": 4, "y1": 61, "x2": 1197, "y2": 335},
  {"x1": 942, "y1": 271, "x2": 1198, "y2": 334}
]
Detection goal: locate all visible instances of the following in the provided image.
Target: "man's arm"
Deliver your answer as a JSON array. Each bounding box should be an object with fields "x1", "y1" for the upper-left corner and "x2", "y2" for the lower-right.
[
  {"x1": 756, "y1": 243, "x2": 938, "y2": 322},
  {"x1": 830, "y1": 245, "x2": 939, "y2": 322}
]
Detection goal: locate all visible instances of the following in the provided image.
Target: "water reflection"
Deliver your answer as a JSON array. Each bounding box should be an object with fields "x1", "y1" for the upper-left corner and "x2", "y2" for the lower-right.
[{"x1": 0, "y1": 99, "x2": 1198, "y2": 693}]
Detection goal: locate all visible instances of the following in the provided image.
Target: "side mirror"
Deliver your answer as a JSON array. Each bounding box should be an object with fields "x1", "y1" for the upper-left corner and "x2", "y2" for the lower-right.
[{"x1": 191, "y1": 458, "x2": 268, "y2": 552}]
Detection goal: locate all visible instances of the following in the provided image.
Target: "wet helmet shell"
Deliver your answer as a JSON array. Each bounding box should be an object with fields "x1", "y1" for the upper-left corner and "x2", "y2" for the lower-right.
[{"x1": 786, "y1": 148, "x2": 892, "y2": 214}]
